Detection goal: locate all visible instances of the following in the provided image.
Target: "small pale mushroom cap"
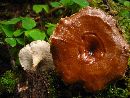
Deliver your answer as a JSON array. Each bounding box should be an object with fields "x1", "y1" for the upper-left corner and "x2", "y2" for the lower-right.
[{"x1": 19, "y1": 40, "x2": 54, "y2": 71}]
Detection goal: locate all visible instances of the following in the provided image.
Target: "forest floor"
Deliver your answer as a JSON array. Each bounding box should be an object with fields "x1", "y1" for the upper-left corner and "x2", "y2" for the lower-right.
[{"x1": 0, "y1": 0, "x2": 130, "y2": 98}]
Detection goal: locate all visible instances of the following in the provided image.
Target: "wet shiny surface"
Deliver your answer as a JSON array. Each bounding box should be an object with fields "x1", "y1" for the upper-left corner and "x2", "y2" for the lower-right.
[{"x1": 50, "y1": 7, "x2": 129, "y2": 92}]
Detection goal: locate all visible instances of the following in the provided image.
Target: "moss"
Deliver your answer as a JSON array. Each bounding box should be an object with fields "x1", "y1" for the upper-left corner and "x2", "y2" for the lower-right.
[
  {"x1": 90, "y1": 0, "x2": 130, "y2": 43},
  {"x1": 0, "y1": 70, "x2": 18, "y2": 94}
]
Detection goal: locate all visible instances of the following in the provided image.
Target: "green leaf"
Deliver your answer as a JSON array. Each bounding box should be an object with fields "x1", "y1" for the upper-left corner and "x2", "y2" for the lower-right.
[
  {"x1": 5, "y1": 38, "x2": 16, "y2": 47},
  {"x1": 25, "y1": 29, "x2": 46, "y2": 40},
  {"x1": 16, "y1": 38, "x2": 25, "y2": 45},
  {"x1": 13, "y1": 29, "x2": 24, "y2": 37},
  {"x1": 24, "y1": 30, "x2": 29, "y2": 37},
  {"x1": 33, "y1": 5, "x2": 49, "y2": 14},
  {"x1": 51, "y1": 2, "x2": 62, "y2": 7},
  {"x1": 1, "y1": 25, "x2": 14, "y2": 37},
  {"x1": 72, "y1": 0, "x2": 89, "y2": 7},
  {"x1": 22, "y1": 17, "x2": 36, "y2": 30},
  {"x1": 118, "y1": 0, "x2": 126, "y2": 4},
  {"x1": 33, "y1": 5, "x2": 43, "y2": 14},
  {"x1": 42, "y1": 5, "x2": 49, "y2": 13},
  {"x1": 47, "y1": 27, "x2": 55, "y2": 36},
  {"x1": 46, "y1": 23, "x2": 56, "y2": 36},
  {"x1": 124, "y1": 1, "x2": 130, "y2": 7},
  {"x1": 0, "y1": 17, "x2": 21, "y2": 25},
  {"x1": 60, "y1": 0, "x2": 74, "y2": 7}
]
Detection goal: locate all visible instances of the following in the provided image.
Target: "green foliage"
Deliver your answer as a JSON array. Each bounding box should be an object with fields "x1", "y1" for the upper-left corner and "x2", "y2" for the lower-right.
[
  {"x1": 0, "y1": 17, "x2": 47, "y2": 47},
  {"x1": 13, "y1": 29, "x2": 24, "y2": 37},
  {"x1": 25, "y1": 29, "x2": 46, "y2": 40},
  {"x1": 124, "y1": 1, "x2": 130, "y2": 7},
  {"x1": 1, "y1": 25, "x2": 14, "y2": 37},
  {"x1": 0, "y1": 70, "x2": 17, "y2": 94},
  {"x1": 51, "y1": 0, "x2": 89, "y2": 13},
  {"x1": 59, "y1": 0, "x2": 89, "y2": 8},
  {"x1": 5, "y1": 38, "x2": 16, "y2": 47},
  {"x1": 22, "y1": 17, "x2": 36, "y2": 30},
  {"x1": 0, "y1": 17, "x2": 21, "y2": 25},
  {"x1": 60, "y1": 0, "x2": 74, "y2": 7},
  {"x1": 50, "y1": 2, "x2": 61, "y2": 8},
  {"x1": 16, "y1": 38, "x2": 25, "y2": 45},
  {"x1": 33, "y1": 4, "x2": 49, "y2": 14},
  {"x1": 118, "y1": 0, "x2": 126, "y2": 4},
  {"x1": 45, "y1": 23, "x2": 56, "y2": 36},
  {"x1": 72, "y1": 0, "x2": 89, "y2": 7}
]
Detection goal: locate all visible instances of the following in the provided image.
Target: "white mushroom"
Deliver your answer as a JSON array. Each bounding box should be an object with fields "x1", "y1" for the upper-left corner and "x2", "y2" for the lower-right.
[{"x1": 19, "y1": 40, "x2": 54, "y2": 71}]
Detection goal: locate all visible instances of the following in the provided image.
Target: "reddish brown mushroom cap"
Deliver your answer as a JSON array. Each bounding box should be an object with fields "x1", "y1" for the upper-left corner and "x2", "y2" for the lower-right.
[{"x1": 50, "y1": 7, "x2": 129, "y2": 92}]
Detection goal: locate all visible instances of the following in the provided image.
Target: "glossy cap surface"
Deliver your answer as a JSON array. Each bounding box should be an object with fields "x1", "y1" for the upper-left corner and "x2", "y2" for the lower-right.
[{"x1": 50, "y1": 7, "x2": 129, "y2": 92}]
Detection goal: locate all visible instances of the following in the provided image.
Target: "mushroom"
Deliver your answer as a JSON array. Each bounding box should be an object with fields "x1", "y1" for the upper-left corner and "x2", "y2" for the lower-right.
[
  {"x1": 50, "y1": 7, "x2": 129, "y2": 92},
  {"x1": 19, "y1": 40, "x2": 54, "y2": 71},
  {"x1": 18, "y1": 40, "x2": 54, "y2": 97}
]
